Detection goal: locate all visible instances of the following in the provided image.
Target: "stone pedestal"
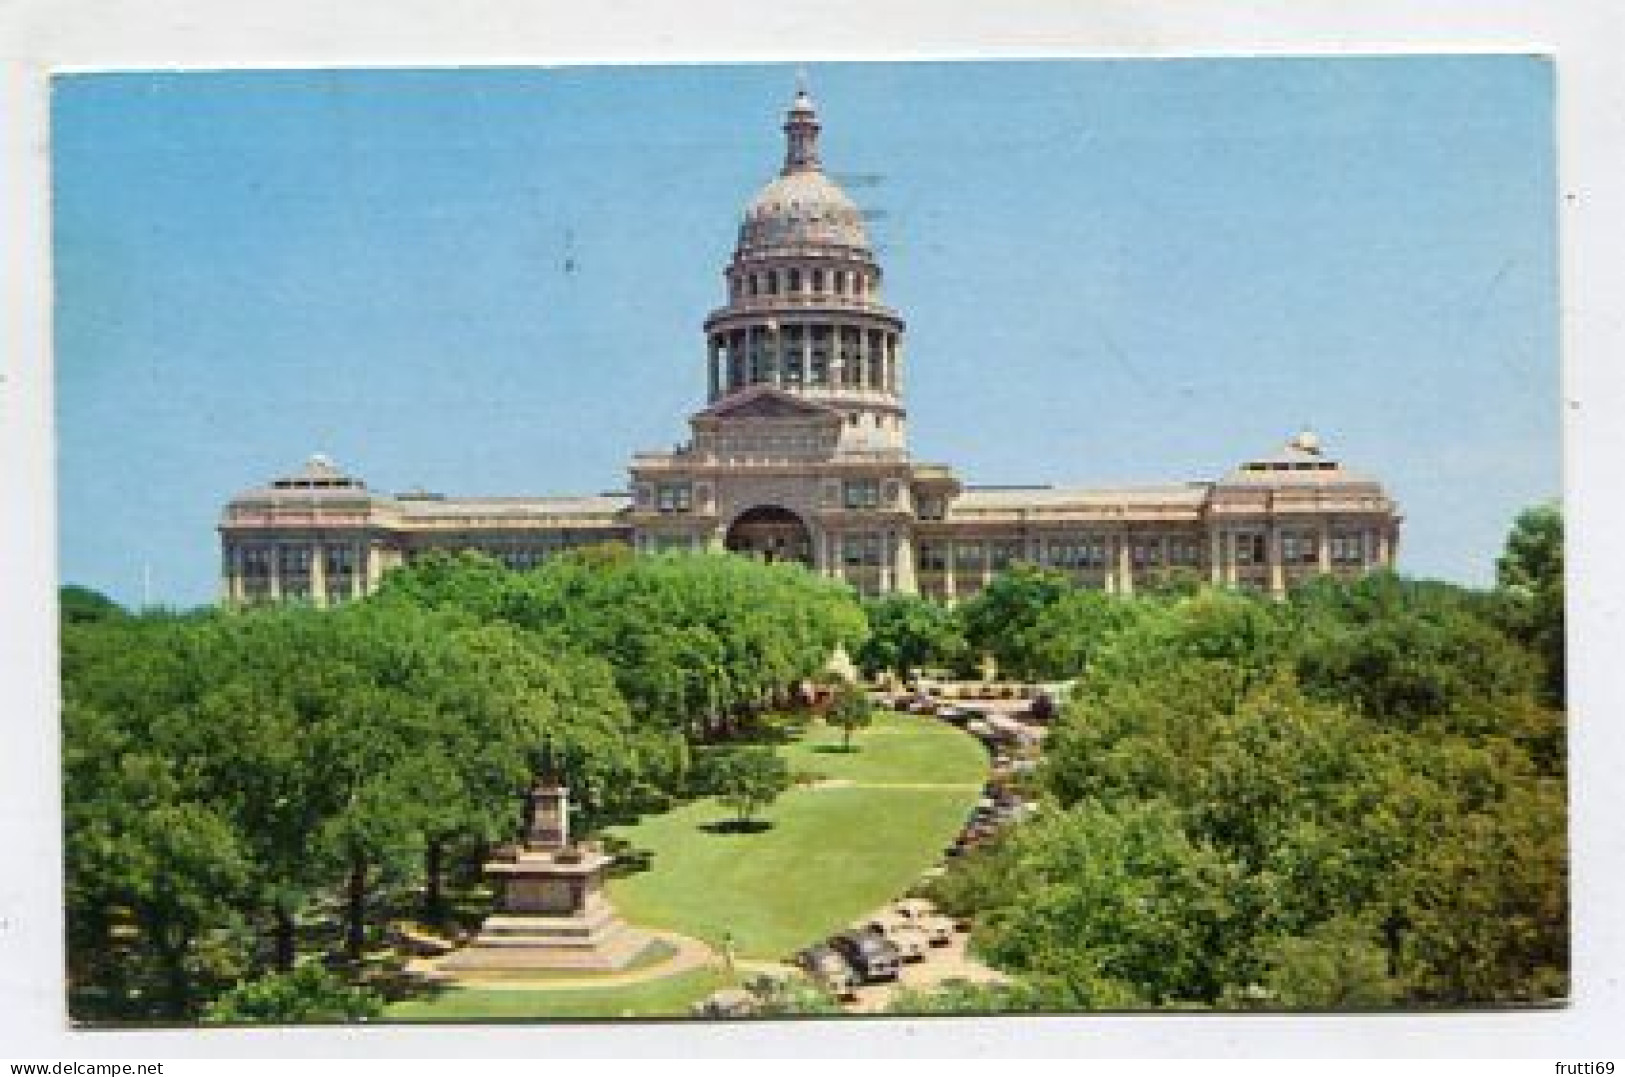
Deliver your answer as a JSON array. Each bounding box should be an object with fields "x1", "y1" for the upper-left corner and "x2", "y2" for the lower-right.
[{"x1": 438, "y1": 782, "x2": 650, "y2": 974}]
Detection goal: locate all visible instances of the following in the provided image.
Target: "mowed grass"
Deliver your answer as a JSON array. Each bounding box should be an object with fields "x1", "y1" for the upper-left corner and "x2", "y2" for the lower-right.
[
  {"x1": 781, "y1": 709, "x2": 988, "y2": 785},
  {"x1": 606, "y1": 711, "x2": 987, "y2": 959},
  {"x1": 388, "y1": 967, "x2": 732, "y2": 1022}
]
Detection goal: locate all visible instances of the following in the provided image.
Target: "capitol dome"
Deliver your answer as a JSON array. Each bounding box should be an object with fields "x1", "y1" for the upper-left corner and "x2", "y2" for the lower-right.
[
  {"x1": 736, "y1": 87, "x2": 870, "y2": 253},
  {"x1": 741, "y1": 169, "x2": 869, "y2": 250}
]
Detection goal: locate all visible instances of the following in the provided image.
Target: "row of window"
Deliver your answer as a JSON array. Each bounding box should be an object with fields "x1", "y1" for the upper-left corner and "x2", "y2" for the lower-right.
[
  {"x1": 238, "y1": 580, "x2": 358, "y2": 604},
  {"x1": 732, "y1": 265, "x2": 876, "y2": 301},
  {"x1": 235, "y1": 545, "x2": 361, "y2": 576},
  {"x1": 721, "y1": 349, "x2": 897, "y2": 392},
  {"x1": 912, "y1": 532, "x2": 1373, "y2": 572}
]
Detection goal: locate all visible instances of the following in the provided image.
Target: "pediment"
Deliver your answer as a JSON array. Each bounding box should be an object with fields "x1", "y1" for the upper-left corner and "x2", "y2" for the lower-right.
[{"x1": 693, "y1": 386, "x2": 842, "y2": 425}]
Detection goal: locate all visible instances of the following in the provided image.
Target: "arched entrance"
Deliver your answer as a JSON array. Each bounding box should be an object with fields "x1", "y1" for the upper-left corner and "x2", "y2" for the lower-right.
[{"x1": 725, "y1": 505, "x2": 813, "y2": 566}]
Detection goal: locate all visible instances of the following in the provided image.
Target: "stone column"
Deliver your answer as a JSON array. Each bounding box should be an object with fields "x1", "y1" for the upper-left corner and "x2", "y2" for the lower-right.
[
  {"x1": 364, "y1": 544, "x2": 383, "y2": 593},
  {"x1": 894, "y1": 528, "x2": 918, "y2": 595},
  {"x1": 803, "y1": 323, "x2": 815, "y2": 387},
  {"x1": 1317, "y1": 520, "x2": 1332, "y2": 574},
  {"x1": 1116, "y1": 534, "x2": 1134, "y2": 596},
  {"x1": 944, "y1": 541, "x2": 958, "y2": 602},
  {"x1": 268, "y1": 545, "x2": 283, "y2": 602},
  {"x1": 707, "y1": 336, "x2": 720, "y2": 401},
  {"x1": 858, "y1": 326, "x2": 871, "y2": 393},
  {"x1": 1376, "y1": 525, "x2": 1392, "y2": 568},
  {"x1": 350, "y1": 542, "x2": 365, "y2": 600},
  {"x1": 1266, "y1": 525, "x2": 1285, "y2": 598},
  {"x1": 1208, "y1": 525, "x2": 1224, "y2": 586},
  {"x1": 879, "y1": 533, "x2": 894, "y2": 594},
  {"x1": 979, "y1": 540, "x2": 992, "y2": 589},
  {"x1": 310, "y1": 541, "x2": 328, "y2": 609},
  {"x1": 220, "y1": 545, "x2": 240, "y2": 607}
]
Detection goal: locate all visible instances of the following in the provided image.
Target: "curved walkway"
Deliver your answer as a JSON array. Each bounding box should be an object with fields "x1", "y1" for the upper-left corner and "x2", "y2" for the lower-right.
[{"x1": 412, "y1": 929, "x2": 716, "y2": 992}]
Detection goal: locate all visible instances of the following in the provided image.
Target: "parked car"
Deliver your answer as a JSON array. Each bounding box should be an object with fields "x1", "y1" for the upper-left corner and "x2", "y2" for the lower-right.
[
  {"x1": 795, "y1": 942, "x2": 859, "y2": 999},
  {"x1": 890, "y1": 899, "x2": 955, "y2": 946},
  {"x1": 864, "y1": 920, "x2": 929, "y2": 963},
  {"x1": 830, "y1": 930, "x2": 901, "y2": 982},
  {"x1": 692, "y1": 987, "x2": 759, "y2": 1018}
]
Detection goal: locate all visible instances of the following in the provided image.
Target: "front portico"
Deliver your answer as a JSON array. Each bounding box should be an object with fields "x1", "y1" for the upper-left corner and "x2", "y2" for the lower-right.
[{"x1": 725, "y1": 504, "x2": 814, "y2": 566}]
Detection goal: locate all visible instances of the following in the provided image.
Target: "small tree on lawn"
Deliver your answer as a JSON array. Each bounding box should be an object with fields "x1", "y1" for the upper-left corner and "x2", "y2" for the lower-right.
[
  {"x1": 826, "y1": 684, "x2": 874, "y2": 751},
  {"x1": 714, "y1": 747, "x2": 792, "y2": 827}
]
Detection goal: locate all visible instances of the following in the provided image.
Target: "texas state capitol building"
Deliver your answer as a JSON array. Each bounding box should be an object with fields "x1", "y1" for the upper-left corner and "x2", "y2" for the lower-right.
[{"x1": 219, "y1": 89, "x2": 1402, "y2": 607}]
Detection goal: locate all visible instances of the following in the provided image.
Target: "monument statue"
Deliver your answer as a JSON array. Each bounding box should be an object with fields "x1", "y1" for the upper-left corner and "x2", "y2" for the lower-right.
[{"x1": 436, "y1": 779, "x2": 649, "y2": 974}]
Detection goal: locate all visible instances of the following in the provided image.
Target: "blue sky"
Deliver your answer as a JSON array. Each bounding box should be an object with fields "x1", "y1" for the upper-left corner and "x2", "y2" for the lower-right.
[{"x1": 53, "y1": 58, "x2": 1559, "y2": 608}]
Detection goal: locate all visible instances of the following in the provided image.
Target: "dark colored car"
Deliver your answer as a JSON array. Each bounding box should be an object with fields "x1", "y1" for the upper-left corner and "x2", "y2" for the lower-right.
[
  {"x1": 795, "y1": 942, "x2": 859, "y2": 998},
  {"x1": 829, "y1": 930, "x2": 901, "y2": 982}
]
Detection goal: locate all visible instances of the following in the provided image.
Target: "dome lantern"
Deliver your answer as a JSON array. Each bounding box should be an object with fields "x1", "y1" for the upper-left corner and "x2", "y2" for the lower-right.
[{"x1": 782, "y1": 86, "x2": 821, "y2": 175}]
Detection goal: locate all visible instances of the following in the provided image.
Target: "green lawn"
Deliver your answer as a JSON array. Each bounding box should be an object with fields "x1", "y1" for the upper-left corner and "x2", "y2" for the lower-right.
[
  {"x1": 780, "y1": 709, "x2": 988, "y2": 785},
  {"x1": 607, "y1": 711, "x2": 986, "y2": 959},
  {"x1": 387, "y1": 967, "x2": 732, "y2": 1022},
  {"x1": 385, "y1": 710, "x2": 985, "y2": 1021}
]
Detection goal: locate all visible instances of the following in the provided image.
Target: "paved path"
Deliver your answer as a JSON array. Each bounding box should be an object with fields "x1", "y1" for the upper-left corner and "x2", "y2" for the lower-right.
[{"x1": 411, "y1": 929, "x2": 716, "y2": 992}]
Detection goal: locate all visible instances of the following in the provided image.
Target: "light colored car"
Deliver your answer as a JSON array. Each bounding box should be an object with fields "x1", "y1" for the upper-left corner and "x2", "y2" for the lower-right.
[
  {"x1": 865, "y1": 919, "x2": 929, "y2": 962},
  {"x1": 891, "y1": 900, "x2": 955, "y2": 946}
]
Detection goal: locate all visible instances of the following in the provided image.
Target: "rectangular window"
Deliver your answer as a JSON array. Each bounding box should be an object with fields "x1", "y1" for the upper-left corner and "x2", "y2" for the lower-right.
[
  {"x1": 1281, "y1": 530, "x2": 1319, "y2": 565},
  {"x1": 918, "y1": 542, "x2": 948, "y2": 572},
  {"x1": 1235, "y1": 533, "x2": 1266, "y2": 566},
  {"x1": 841, "y1": 532, "x2": 882, "y2": 567},
  {"x1": 655, "y1": 483, "x2": 692, "y2": 514},
  {"x1": 955, "y1": 542, "x2": 986, "y2": 571},
  {"x1": 1331, "y1": 532, "x2": 1365, "y2": 565},
  {"x1": 1169, "y1": 537, "x2": 1202, "y2": 566},
  {"x1": 1131, "y1": 539, "x2": 1163, "y2": 567},
  {"x1": 990, "y1": 540, "x2": 1023, "y2": 570},
  {"x1": 843, "y1": 479, "x2": 880, "y2": 511}
]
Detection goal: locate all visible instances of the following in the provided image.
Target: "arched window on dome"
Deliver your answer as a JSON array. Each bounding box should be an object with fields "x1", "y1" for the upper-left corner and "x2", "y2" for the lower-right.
[
  {"x1": 834, "y1": 271, "x2": 847, "y2": 296},
  {"x1": 767, "y1": 272, "x2": 779, "y2": 296},
  {"x1": 812, "y1": 268, "x2": 825, "y2": 293},
  {"x1": 789, "y1": 268, "x2": 802, "y2": 293},
  {"x1": 748, "y1": 274, "x2": 759, "y2": 298}
]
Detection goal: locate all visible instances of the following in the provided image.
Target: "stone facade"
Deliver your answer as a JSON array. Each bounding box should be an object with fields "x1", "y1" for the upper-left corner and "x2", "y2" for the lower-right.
[{"x1": 219, "y1": 88, "x2": 1401, "y2": 605}]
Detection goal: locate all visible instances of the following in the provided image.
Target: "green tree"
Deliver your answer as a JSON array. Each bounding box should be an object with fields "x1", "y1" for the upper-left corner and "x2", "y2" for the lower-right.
[
  {"x1": 709, "y1": 746, "x2": 792, "y2": 827},
  {"x1": 60, "y1": 584, "x2": 126, "y2": 625},
  {"x1": 825, "y1": 683, "x2": 874, "y2": 751},
  {"x1": 855, "y1": 593, "x2": 965, "y2": 679},
  {"x1": 973, "y1": 801, "x2": 1247, "y2": 1007},
  {"x1": 1495, "y1": 503, "x2": 1565, "y2": 706},
  {"x1": 1253, "y1": 917, "x2": 1400, "y2": 1009},
  {"x1": 955, "y1": 563, "x2": 1073, "y2": 679},
  {"x1": 202, "y1": 964, "x2": 383, "y2": 1024}
]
